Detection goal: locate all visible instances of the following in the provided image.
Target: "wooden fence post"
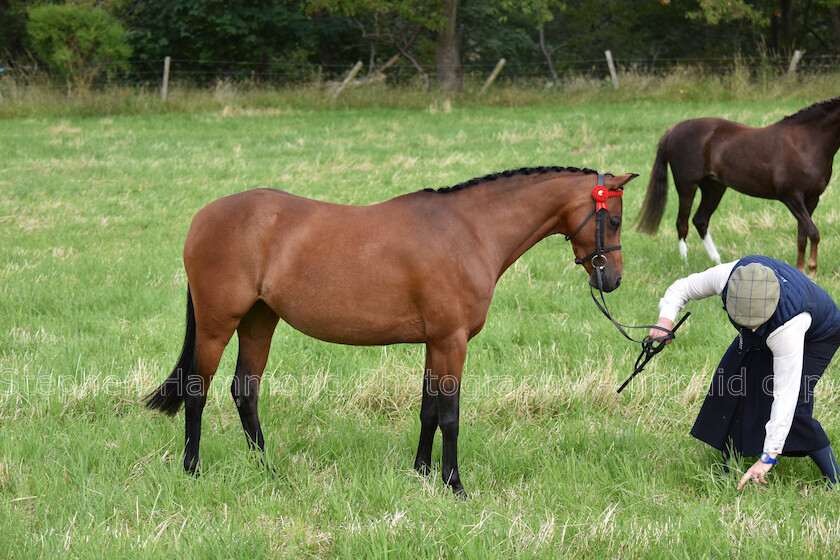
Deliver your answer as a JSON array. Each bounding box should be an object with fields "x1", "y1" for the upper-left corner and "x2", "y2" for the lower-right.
[
  {"x1": 605, "y1": 50, "x2": 619, "y2": 89},
  {"x1": 788, "y1": 50, "x2": 804, "y2": 76},
  {"x1": 478, "y1": 58, "x2": 506, "y2": 96},
  {"x1": 161, "y1": 56, "x2": 171, "y2": 101},
  {"x1": 332, "y1": 61, "x2": 363, "y2": 100}
]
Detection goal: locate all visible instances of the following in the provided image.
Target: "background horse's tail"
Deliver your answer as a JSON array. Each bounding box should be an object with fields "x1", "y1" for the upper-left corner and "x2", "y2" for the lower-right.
[
  {"x1": 144, "y1": 287, "x2": 196, "y2": 416},
  {"x1": 636, "y1": 129, "x2": 671, "y2": 234}
]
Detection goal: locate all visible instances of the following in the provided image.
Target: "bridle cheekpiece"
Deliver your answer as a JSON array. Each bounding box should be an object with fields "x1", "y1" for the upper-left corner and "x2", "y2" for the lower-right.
[{"x1": 564, "y1": 172, "x2": 623, "y2": 267}]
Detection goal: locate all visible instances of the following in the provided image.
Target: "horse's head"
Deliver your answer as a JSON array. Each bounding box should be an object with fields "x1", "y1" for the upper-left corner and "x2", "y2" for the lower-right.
[{"x1": 566, "y1": 172, "x2": 638, "y2": 292}]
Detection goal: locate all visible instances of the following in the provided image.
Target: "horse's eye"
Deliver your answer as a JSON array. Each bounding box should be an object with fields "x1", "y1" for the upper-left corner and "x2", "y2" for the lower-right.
[{"x1": 610, "y1": 216, "x2": 622, "y2": 229}]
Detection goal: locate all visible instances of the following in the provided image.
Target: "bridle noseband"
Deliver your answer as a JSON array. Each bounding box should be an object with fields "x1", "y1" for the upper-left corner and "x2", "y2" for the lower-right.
[{"x1": 564, "y1": 172, "x2": 689, "y2": 393}]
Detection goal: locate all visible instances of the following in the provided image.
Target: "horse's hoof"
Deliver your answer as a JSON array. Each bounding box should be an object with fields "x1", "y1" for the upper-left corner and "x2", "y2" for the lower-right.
[
  {"x1": 184, "y1": 458, "x2": 201, "y2": 477},
  {"x1": 413, "y1": 461, "x2": 431, "y2": 477}
]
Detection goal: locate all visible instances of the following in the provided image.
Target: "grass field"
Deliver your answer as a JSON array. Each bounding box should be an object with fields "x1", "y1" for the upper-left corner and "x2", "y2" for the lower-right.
[{"x1": 4, "y1": 94, "x2": 840, "y2": 558}]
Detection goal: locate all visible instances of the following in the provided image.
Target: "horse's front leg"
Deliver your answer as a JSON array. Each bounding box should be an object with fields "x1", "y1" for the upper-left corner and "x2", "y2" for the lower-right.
[
  {"x1": 427, "y1": 335, "x2": 468, "y2": 497},
  {"x1": 414, "y1": 350, "x2": 438, "y2": 476}
]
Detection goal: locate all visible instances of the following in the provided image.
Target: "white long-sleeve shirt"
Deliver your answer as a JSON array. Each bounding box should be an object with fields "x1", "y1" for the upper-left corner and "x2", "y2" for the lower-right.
[{"x1": 658, "y1": 261, "x2": 810, "y2": 455}]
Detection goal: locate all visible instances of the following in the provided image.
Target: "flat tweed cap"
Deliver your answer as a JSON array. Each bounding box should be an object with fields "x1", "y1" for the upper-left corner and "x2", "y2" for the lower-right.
[{"x1": 725, "y1": 263, "x2": 781, "y2": 328}]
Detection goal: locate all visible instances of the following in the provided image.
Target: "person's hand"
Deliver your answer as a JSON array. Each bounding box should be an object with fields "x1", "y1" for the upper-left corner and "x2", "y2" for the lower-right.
[
  {"x1": 737, "y1": 458, "x2": 775, "y2": 490},
  {"x1": 648, "y1": 317, "x2": 674, "y2": 342}
]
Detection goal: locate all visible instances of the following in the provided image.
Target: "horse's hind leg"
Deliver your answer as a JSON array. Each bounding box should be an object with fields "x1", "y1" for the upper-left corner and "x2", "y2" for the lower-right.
[
  {"x1": 692, "y1": 179, "x2": 726, "y2": 264},
  {"x1": 231, "y1": 300, "x2": 279, "y2": 458},
  {"x1": 413, "y1": 349, "x2": 437, "y2": 477},
  {"x1": 674, "y1": 182, "x2": 698, "y2": 261},
  {"x1": 185, "y1": 315, "x2": 239, "y2": 475}
]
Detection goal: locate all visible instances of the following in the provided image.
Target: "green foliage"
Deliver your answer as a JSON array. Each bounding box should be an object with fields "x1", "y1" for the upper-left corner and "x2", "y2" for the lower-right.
[
  {"x1": 3, "y1": 0, "x2": 840, "y2": 88},
  {"x1": 686, "y1": 0, "x2": 770, "y2": 25},
  {"x1": 460, "y1": 2, "x2": 543, "y2": 67},
  {"x1": 127, "y1": 0, "x2": 312, "y2": 68},
  {"x1": 26, "y1": 4, "x2": 131, "y2": 91},
  {"x1": 491, "y1": 0, "x2": 565, "y2": 26},
  {"x1": 0, "y1": 0, "x2": 29, "y2": 57},
  {"x1": 305, "y1": 0, "x2": 447, "y2": 30}
]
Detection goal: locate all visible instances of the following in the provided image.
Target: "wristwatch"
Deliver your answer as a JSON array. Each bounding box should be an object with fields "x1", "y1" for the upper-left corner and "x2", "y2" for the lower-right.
[{"x1": 760, "y1": 453, "x2": 778, "y2": 464}]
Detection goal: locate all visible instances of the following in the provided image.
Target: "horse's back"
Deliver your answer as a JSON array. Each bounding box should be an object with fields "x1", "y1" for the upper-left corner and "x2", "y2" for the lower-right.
[{"x1": 667, "y1": 117, "x2": 754, "y2": 148}]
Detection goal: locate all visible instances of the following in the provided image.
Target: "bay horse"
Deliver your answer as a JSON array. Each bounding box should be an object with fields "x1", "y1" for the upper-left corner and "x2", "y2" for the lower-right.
[
  {"x1": 145, "y1": 166, "x2": 637, "y2": 495},
  {"x1": 636, "y1": 97, "x2": 840, "y2": 272}
]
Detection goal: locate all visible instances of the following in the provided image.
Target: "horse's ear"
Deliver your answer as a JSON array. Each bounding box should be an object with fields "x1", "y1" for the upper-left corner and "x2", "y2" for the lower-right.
[{"x1": 606, "y1": 173, "x2": 639, "y2": 190}]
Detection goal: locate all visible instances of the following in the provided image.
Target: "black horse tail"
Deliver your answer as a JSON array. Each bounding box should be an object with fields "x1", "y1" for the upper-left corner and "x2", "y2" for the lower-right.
[
  {"x1": 636, "y1": 128, "x2": 671, "y2": 235},
  {"x1": 144, "y1": 287, "x2": 196, "y2": 416}
]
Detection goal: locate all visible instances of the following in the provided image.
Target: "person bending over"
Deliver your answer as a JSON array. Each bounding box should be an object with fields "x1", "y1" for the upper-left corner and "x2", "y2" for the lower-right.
[{"x1": 650, "y1": 255, "x2": 840, "y2": 489}]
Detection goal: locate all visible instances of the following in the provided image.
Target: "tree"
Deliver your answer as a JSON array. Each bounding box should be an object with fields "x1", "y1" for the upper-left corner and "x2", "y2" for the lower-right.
[
  {"x1": 27, "y1": 4, "x2": 132, "y2": 92},
  {"x1": 676, "y1": 0, "x2": 840, "y2": 54},
  {"x1": 0, "y1": 0, "x2": 29, "y2": 60},
  {"x1": 304, "y1": 0, "x2": 449, "y2": 88},
  {"x1": 475, "y1": 0, "x2": 564, "y2": 82},
  {"x1": 128, "y1": 0, "x2": 300, "y2": 63}
]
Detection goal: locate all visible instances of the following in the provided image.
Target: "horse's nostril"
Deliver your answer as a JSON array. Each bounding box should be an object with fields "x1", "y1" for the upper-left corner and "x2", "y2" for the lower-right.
[{"x1": 615, "y1": 276, "x2": 621, "y2": 288}]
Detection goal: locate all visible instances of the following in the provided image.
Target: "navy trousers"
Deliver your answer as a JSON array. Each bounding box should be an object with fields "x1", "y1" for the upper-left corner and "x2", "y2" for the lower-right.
[{"x1": 690, "y1": 327, "x2": 840, "y2": 457}]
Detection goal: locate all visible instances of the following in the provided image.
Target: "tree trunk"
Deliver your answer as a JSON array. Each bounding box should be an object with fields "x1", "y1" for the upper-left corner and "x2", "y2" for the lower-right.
[
  {"x1": 829, "y1": 6, "x2": 840, "y2": 45},
  {"x1": 435, "y1": 0, "x2": 461, "y2": 91},
  {"x1": 772, "y1": 0, "x2": 792, "y2": 51},
  {"x1": 539, "y1": 27, "x2": 559, "y2": 83}
]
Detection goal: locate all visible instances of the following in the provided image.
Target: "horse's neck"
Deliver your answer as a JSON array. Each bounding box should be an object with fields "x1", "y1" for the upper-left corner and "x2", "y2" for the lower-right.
[
  {"x1": 790, "y1": 104, "x2": 840, "y2": 155},
  {"x1": 821, "y1": 108, "x2": 840, "y2": 154},
  {"x1": 455, "y1": 177, "x2": 586, "y2": 275}
]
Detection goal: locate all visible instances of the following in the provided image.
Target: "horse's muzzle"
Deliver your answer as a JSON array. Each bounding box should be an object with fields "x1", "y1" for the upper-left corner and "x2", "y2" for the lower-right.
[{"x1": 590, "y1": 269, "x2": 621, "y2": 292}]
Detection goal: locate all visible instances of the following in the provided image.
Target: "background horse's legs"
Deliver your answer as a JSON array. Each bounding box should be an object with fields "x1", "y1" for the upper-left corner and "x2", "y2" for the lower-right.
[
  {"x1": 674, "y1": 182, "x2": 698, "y2": 261},
  {"x1": 231, "y1": 300, "x2": 279, "y2": 458},
  {"x1": 692, "y1": 179, "x2": 726, "y2": 264},
  {"x1": 427, "y1": 333, "x2": 468, "y2": 496},
  {"x1": 805, "y1": 196, "x2": 821, "y2": 273},
  {"x1": 413, "y1": 349, "x2": 438, "y2": 477},
  {"x1": 784, "y1": 194, "x2": 821, "y2": 272}
]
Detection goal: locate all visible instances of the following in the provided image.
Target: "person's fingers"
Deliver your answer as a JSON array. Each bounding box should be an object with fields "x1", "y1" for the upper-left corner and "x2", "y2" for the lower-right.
[
  {"x1": 737, "y1": 468, "x2": 768, "y2": 490},
  {"x1": 648, "y1": 328, "x2": 662, "y2": 339},
  {"x1": 649, "y1": 318, "x2": 675, "y2": 342}
]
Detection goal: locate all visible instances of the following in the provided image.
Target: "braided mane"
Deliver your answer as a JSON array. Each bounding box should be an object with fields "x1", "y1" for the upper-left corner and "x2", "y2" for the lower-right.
[
  {"x1": 423, "y1": 166, "x2": 599, "y2": 194},
  {"x1": 782, "y1": 96, "x2": 840, "y2": 123}
]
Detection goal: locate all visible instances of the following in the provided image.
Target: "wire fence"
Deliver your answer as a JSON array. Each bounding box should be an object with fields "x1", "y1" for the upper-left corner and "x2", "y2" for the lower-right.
[{"x1": 3, "y1": 51, "x2": 840, "y2": 90}]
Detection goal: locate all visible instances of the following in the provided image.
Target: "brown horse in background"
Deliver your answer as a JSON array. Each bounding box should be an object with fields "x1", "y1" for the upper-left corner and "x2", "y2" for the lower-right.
[
  {"x1": 637, "y1": 97, "x2": 840, "y2": 272},
  {"x1": 144, "y1": 166, "x2": 637, "y2": 496}
]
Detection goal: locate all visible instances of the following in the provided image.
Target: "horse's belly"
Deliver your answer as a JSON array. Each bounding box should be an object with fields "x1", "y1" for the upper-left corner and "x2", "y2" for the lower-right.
[
  {"x1": 277, "y1": 298, "x2": 425, "y2": 345},
  {"x1": 263, "y1": 267, "x2": 427, "y2": 344}
]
